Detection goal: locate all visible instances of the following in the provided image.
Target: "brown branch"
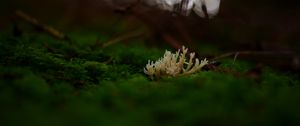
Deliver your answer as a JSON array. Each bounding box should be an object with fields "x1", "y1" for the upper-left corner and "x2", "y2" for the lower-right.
[
  {"x1": 101, "y1": 29, "x2": 144, "y2": 48},
  {"x1": 15, "y1": 10, "x2": 68, "y2": 40},
  {"x1": 211, "y1": 51, "x2": 300, "y2": 71},
  {"x1": 211, "y1": 51, "x2": 294, "y2": 61}
]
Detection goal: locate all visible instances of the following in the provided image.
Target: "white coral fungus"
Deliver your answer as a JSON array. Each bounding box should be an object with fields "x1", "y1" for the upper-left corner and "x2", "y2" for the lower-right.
[{"x1": 144, "y1": 46, "x2": 208, "y2": 79}]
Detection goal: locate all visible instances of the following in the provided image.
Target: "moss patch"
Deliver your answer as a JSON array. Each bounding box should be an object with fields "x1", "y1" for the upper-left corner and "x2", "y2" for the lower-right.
[{"x1": 0, "y1": 32, "x2": 300, "y2": 126}]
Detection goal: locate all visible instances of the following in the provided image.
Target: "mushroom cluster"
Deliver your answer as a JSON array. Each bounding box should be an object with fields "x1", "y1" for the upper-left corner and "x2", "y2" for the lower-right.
[{"x1": 144, "y1": 46, "x2": 208, "y2": 79}]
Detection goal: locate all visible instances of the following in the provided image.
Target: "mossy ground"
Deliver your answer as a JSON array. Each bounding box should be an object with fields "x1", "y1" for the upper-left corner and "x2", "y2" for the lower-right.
[{"x1": 0, "y1": 31, "x2": 300, "y2": 126}]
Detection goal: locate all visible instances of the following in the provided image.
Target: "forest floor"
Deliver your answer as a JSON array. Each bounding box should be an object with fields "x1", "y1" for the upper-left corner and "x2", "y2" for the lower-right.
[{"x1": 0, "y1": 29, "x2": 300, "y2": 126}]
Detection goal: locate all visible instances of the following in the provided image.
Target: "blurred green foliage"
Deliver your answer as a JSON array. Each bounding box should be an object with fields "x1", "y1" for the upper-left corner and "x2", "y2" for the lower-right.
[{"x1": 0, "y1": 31, "x2": 300, "y2": 126}]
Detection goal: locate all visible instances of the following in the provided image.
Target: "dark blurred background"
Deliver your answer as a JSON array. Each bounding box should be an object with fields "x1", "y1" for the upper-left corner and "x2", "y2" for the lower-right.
[{"x1": 1, "y1": 0, "x2": 300, "y2": 70}]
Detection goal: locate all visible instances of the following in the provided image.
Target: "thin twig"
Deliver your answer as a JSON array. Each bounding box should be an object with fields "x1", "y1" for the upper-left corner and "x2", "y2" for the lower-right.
[
  {"x1": 15, "y1": 10, "x2": 68, "y2": 40},
  {"x1": 211, "y1": 51, "x2": 294, "y2": 61},
  {"x1": 101, "y1": 30, "x2": 144, "y2": 48},
  {"x1": 232, "y1": 52, "x2": 239, "y2": 64}
]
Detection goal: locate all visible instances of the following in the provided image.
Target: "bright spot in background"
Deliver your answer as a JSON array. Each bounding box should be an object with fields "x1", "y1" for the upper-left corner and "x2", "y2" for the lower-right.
[{"x1": 144, "y1": 0, "x2": 221, "y2": 18}]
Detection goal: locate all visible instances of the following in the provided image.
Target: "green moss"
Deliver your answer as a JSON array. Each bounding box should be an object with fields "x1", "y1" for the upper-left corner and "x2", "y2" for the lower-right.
[{"x1": 0, "y1": 32, "x2": 300, "y2": 126}]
